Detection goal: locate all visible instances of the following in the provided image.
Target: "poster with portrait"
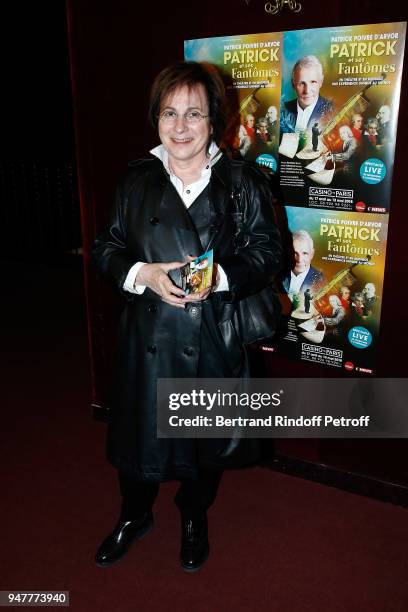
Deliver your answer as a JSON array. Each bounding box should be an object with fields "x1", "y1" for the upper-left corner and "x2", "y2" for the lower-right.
[
  {"x1": 185, "y1": 31, "x2": 282, "y2": 172},
  {"x1": 279, "y1": 22, "x2": 406, "y2": 213},
  {"x1": 267, "y1": 206, "x2": 388, "y2": 374},
  {"x1": 184, "y1": 24, "x2": 403, "y2": 373}
]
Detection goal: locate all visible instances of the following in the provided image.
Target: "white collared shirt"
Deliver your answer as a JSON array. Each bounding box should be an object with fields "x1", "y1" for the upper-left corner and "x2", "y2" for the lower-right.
[
  {"x1": 288, "y1": 268, "x2": 310, "y2": 298},
  {"x1": 295, "y1": 99, "x2": 319, "y2": 131},
  {"x1": 123, "y1": 142, "x2": 229, "y2": 294},
  {"x1": 150, "y1": 141, "x2": 222, "y2": 205}
]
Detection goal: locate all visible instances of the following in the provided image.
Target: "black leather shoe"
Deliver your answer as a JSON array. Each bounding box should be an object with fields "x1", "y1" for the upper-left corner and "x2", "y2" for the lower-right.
[
  {"x1": 95, "y1": 512, "x2": 153, "y2": 567},
  {"x1": 180, "y1": 514, "x2": 209, "y2": 572}
]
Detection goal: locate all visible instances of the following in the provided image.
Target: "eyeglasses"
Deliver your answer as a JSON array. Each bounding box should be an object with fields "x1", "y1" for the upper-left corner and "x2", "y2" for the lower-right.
[{"x1": 158, "y1": 110, "x2": 209, "y2": 124}]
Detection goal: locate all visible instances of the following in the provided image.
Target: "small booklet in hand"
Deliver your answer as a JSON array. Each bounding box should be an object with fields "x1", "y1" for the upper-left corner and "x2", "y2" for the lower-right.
[{"x1": 172, "y1": 249, "x2": 214, "y2": 294}]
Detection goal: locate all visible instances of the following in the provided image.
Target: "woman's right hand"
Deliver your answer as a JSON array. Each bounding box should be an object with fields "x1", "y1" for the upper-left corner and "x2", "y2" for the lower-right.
[{"x1": 136, "y1": 262, "x2": 186, "y2": 308}]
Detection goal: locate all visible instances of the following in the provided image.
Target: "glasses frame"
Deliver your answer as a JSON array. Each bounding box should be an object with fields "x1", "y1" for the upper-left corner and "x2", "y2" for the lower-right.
[{"x1": 158, "y1": 110, "x2": 210, "y2": 124}]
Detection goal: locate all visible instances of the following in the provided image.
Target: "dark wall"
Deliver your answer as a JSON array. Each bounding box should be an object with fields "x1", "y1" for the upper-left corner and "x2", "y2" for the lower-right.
[
  {"x1": 67, "y1": 0, "x2": 408, "y2": 486},
  {"x1": 0, "y1": 3, "x2": 80, "y2": 257},
  {"x1": 1, "y1": 2, "x2": 74, "y2": 158}
]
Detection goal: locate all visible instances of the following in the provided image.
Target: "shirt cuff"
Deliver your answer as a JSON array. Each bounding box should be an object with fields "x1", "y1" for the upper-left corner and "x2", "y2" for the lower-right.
[
  {"x1": 215, "y1": 264, "x2": 229, "y2": 292},
  {"x1": 123, "y1": 262, "x2": 147, "y2": 295}
]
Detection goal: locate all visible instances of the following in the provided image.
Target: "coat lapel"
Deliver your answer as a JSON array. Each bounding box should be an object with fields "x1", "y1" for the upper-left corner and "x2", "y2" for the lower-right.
[
  {"x1": 145, "y1": 153, "x2": 233, "y2": 257},
  {"x1": 145, "y1": 161, "x2": 195, "y2": 232},
  {"x1": 206, "y1": 153, "x2": 232, "y2": 251}
]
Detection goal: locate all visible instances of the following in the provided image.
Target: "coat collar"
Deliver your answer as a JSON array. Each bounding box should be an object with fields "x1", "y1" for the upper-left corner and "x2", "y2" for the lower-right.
[
  {"x1": 210, "y1": 151, "x2": 231, "y2": 190},
  {"x1": 148, "y1": 149, "x2": 232, "y2": 214},
  {"x1": 143, "y1": 151, "x2": 233, "y2": 253}
]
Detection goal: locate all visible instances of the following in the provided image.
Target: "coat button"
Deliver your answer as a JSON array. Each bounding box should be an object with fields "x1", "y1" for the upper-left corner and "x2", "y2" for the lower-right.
[
  {"x1": 149, "y1": 216, "x2": 160, "y2": 225},
  {"x1": 148, "y1": 304, "x2": 157, "y2": 313},
  {"x1": 189, "y1": 306, "x2": 200, "y2": 318},
  {"x1": 183, "y1": 346, "x2": 194, "y2": 356},
  {"x1": 147, "y1": 345, "x2": 157, "y2": 354}
]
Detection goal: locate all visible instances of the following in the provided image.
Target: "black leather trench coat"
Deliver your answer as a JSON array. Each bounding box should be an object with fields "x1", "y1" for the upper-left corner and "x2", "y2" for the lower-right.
[{"x1": 93, "y1": 152, "x2": 282, "y2": 481}]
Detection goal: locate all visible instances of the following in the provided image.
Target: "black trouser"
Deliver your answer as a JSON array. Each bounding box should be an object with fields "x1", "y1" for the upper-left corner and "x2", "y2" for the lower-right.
[{"x1": 119, "y1": 469, "x2": 223, "y2": 520}]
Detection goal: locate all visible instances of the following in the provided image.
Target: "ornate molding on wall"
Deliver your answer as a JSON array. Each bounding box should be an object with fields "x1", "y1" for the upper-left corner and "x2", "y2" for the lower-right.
[
  {"x1": 265, "y1": 0, "x2": 302, "y2": 14},
  {"x1": 242, "y1": 0, "x2": 302, "y2": 15}
]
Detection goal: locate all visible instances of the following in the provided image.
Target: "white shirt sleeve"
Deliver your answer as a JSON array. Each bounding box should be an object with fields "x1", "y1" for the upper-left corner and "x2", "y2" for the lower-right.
[
  {"x1": 123, "y1": 262, "x2": 147, "y2": 295},
  {"x1": 215, "y1": 264, "x2": 229, "y2": 292}
]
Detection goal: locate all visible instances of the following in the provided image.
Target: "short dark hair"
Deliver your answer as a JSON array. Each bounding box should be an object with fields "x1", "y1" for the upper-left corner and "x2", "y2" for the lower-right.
[{"x1": 149, "y1": 61, "x2": 227, "y2": 146}]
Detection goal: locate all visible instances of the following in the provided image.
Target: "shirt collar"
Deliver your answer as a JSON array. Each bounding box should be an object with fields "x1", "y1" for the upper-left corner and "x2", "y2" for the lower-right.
[
  {"x1": 291, "y1": 267, "x2": 310, "y2": 282},
  {"x1": 297, "y1": 98, "x2": 318, "y2": 118},
  {"x1": 150, "y1": 141, "x2": 222, "y2": 176}
]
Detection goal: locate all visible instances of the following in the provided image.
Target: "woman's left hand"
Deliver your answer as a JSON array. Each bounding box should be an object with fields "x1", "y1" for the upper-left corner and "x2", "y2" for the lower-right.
[
  {"x1": 183, "y1": 255, "x2": 216, "y2": 302},
  {"x1": 184, "y1": 286, "x2": 212, "y2": 302}
]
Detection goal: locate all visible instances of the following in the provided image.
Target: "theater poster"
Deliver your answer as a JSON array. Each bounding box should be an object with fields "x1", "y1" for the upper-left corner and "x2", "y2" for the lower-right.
[
  {"x1": 279, "y1": 22, "x2": 406, "y2": 214},
  {"x1": 184, "y1": 24, "x2": 404, "y2": 374},
  {"x1": 271, "y1": 206, "x2": 388, "y2": 374},
  {"x1": 185, "y1": 31, "x2": 282, "y2": 172}
]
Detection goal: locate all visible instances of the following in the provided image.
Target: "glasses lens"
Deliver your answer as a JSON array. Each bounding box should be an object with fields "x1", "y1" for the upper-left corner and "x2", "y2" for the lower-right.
[
  {"x1": 186, "y1": 112, "x2": 201, "y2": 123},
  {"x1": 161, "y1": 111, "x2": 176, "y2": 123},
  {"x1": 160, "y1": 111, "x2": 206, "y2": 123}
]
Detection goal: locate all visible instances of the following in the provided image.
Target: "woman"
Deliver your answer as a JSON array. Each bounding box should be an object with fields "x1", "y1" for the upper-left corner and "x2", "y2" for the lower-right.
[{"x1": 93, "y1": 61, "x2": 282, "y2": 571}]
